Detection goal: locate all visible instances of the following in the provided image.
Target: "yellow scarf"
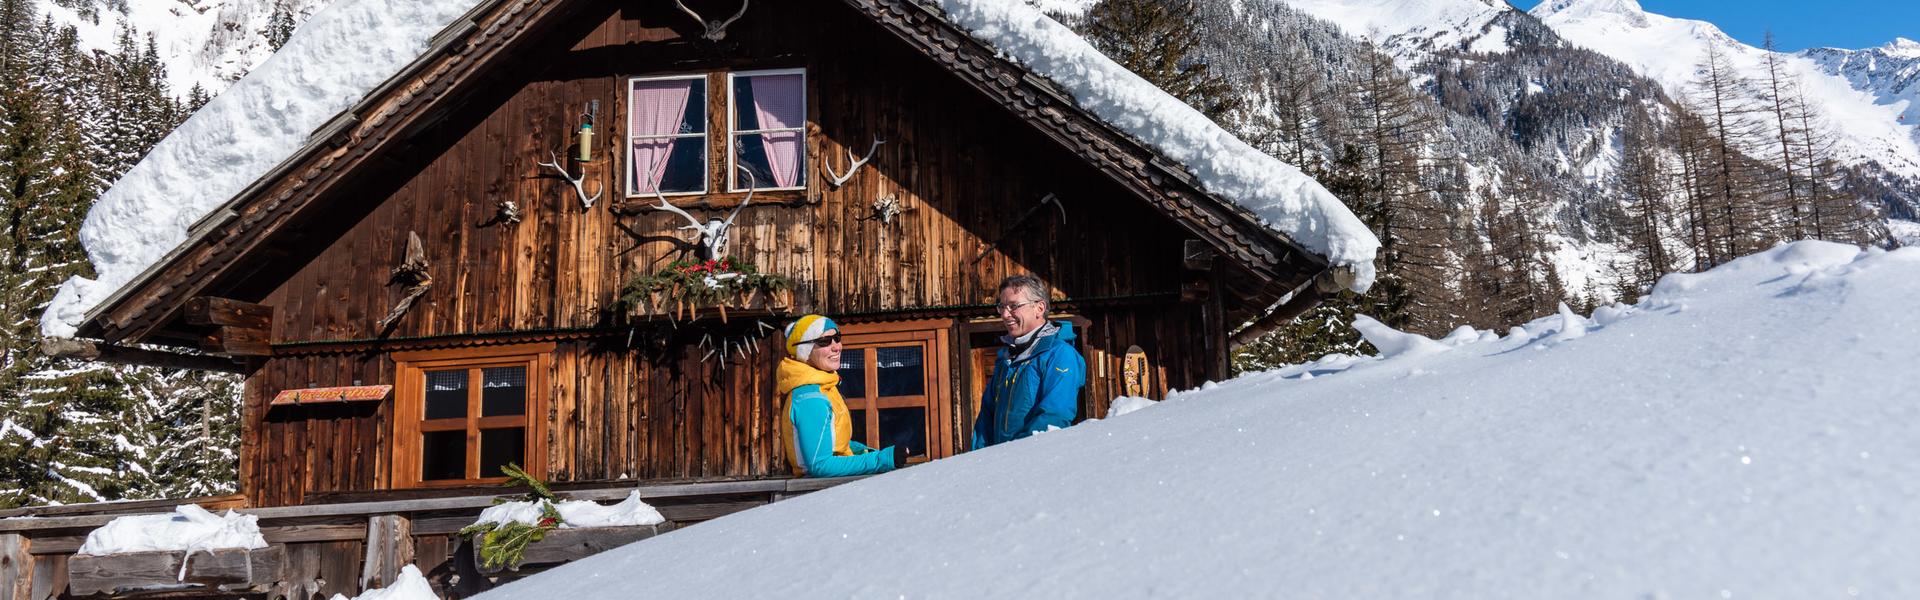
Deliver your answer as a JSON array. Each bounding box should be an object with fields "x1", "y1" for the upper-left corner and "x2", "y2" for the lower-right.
[{"x1": 777, "y1": 358, "x2": 855, "y2": 475}]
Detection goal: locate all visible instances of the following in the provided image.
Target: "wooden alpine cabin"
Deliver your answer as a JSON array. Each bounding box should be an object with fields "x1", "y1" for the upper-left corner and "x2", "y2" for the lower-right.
[{"x1": 16, "y1": 0, "x2": 1372, "y2": 597}]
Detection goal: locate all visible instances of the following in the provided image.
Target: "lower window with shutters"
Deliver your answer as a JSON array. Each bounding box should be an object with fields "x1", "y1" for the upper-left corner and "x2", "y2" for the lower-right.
[{"x1": 391, "y1": 343, "x2": 552, "y2": 488}]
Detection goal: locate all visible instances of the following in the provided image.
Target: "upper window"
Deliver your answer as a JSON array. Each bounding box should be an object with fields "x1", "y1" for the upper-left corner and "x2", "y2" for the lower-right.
[
  {"x1": 626, "y1": 69, "x2": 806, "y2": 198},
  {"x1": 392, "y1": 344, "x2": 552, "y2": 487},
  {"x1": 628, "y1": 74, "x2": 708, "y2": 196},
  {"x1": 728, "y1": 69, "x2": 806, "y2": 192}
]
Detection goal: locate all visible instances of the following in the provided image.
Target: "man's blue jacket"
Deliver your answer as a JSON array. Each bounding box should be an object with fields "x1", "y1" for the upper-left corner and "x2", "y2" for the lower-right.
[{"x1": 972, "y1": 320, "x2": 1086, "y2": 448}]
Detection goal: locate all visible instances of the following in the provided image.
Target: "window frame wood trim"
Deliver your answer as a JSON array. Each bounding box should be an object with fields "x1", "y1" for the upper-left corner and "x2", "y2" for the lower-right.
[
  {"x1": 624, "y1": 72, "x2": 711, "y2": 198},
  {"x1": 726, "y1": 67, "x2": 809, "y2": 193},
  {"x1": 837, "y1": 323, "x2": 953, "y2": 463},
  {"x1": 391, "y1": 343, "x2": 554, "y2": 489}
]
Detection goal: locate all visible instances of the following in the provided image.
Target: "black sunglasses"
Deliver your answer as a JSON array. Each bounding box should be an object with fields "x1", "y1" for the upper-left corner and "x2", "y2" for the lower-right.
[{"x1": 799, "y1": 332, "x2": 842, "y2": 346}]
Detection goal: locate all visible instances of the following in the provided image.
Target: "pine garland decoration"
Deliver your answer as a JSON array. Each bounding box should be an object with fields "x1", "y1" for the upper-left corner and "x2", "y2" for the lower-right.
[{"x1": 459, "y1": 463, "x2": 565, "y2": 571}]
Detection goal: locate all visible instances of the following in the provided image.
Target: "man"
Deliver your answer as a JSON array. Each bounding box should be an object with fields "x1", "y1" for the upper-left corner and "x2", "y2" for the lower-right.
[
  {"x1": 972, "y1": 275, "x2": 1087, "y2": 449},
  {"x1": 778, "y1": 314, "x2": 901, "y2": 477}
]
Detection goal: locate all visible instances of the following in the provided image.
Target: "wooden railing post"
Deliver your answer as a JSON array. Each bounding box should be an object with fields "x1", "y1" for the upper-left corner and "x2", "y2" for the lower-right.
[
  {"x1": 0, "y1": 534, "x2": 30, "y2": 600},
  {"x1": 360, "y1": 514, "x2": 414, "y2": 591}
]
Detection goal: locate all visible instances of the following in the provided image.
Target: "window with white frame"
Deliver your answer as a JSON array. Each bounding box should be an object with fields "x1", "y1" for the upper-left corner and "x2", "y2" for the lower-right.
[
  {"x1": 728, "y1": 69, "x2": 807, "y2": 191},
  {"x1": 627, "y1": 74, "x2": 708, "y2": 196}
]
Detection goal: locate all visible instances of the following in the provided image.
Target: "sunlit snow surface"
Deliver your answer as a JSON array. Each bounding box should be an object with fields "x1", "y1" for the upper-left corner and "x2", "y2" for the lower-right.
[{"x1": 481, "y1": 241, "x2": 1920, "y2": 598}]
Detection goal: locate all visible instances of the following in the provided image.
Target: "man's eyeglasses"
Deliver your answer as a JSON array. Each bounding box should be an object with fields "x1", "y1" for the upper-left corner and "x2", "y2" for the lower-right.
[
  {"x1": 799, "y1": 332, "x2": 842, "y2": 346},
  {"x1": 995, "y1": 299, "x2": 1040, "y2": 314}
]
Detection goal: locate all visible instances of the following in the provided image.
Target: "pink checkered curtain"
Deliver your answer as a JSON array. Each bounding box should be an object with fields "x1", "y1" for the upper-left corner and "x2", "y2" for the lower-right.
[
  {"x1": 748, "y1": 74, "x2": 805, "y2": 188},
  {"x1": 630, "y1": 79, "x2": 695, "y2": 193}
]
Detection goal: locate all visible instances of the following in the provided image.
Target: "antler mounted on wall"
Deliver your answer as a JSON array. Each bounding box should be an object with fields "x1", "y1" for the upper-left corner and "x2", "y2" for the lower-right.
[
  {"x1": 646, "y1": 170, "x2": 757, "y2": 259},
  {"x1": 675, "y1": 0, "x2": 749, "y2": 41},
  {"x1": 823, "y1": 138, "x2": 884, "y2": 189},
  {"x1": 539, "y1": 151, "x2": 603, "y2": 210}
]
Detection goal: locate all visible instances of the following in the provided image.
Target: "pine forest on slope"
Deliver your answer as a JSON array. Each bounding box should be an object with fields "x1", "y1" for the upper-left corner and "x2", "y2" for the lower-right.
[{"x1": 0, "y1": 0, "x2": 1911, "y2": 507}]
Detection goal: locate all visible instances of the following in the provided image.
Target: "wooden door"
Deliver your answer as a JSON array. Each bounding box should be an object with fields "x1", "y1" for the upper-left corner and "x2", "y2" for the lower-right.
[{"x1": 836, "y1": 321, "x2": 954, "y2": 464}]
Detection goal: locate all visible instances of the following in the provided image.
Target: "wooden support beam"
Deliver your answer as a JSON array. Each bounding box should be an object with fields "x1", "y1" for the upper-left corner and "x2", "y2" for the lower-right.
[
  {"x1": 360, "y1": 515, "x2": 414, "y2": 590},
  {"x1": 183, "y1": 297, "x2": 274, "y2": 330},
  {"x1": 1227, "y1": 266, "x2": 1358, "y2": 348},
  {"x1": 1, "y1": 534, "x2": 32, "y2": 600},
  {"x1": 200, "y1": 326, "x2": 273, "y2": 357},
  {"x1": 1183, "y1": 239, "x2": 1216, "y2": 271},
  {"x1": 39, "y1": 338, "x2": 247, "y2": 374}
]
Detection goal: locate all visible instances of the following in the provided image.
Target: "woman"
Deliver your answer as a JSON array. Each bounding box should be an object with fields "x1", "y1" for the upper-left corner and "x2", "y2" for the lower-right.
[{"x1": 777, "y1": 314, "x2": 900, "y2": 477}]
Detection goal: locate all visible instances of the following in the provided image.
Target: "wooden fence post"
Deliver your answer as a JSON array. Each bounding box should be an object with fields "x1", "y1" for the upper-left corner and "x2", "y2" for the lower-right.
[
  {"x1": 0, "y1": 534, "x2": 30, "y2": 600},
  {"x1": 360, "y1": 514, "x2": 414, "y2": 591}
]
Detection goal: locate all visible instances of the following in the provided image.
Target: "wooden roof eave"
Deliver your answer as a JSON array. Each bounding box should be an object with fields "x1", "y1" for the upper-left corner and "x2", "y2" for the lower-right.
[
  {"x1": 77, "y1": 0, "x2": 562, "y2": 346},
  {"x1": 849, "y1": 0, "x2": 1334, "y2": 294}
]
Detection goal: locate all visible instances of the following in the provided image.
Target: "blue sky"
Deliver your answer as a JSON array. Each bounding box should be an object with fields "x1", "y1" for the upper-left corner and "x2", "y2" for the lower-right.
[{"x1": 1509, "y1": 0, "x2": 1919, "y2": 51}]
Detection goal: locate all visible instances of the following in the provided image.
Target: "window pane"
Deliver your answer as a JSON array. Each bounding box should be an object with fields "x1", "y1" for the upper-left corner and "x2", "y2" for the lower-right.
[
  {"x1": 875, "y1": 346, "x2": 924, "y2": 397},
  {"x1": 632, "y1": 136, "x2": 706, "y2": 194},
  {"x1": 734, "y1": 132, "x2": 804, "y2": 189},
  {"x1": 482, "y1": 366, "x2": 527, "y2": 417},
  {"x1": 849, "y1": 409, "x2": 867, "y2": 448},
  {"x1": 879, "y1": 407, "x2": 927, "y2": 458},
  {"x1": 733, "y1": 73, "x2": 803, "y2": 131},
  {"x1": 837, "y1": 349, "x2": 867, "y2": 401},
  {"x1": 631, "y1": 78, "x2": 705, "y2": 136},
  {"x1": 424, "y1": 370, "x2": 466, "y2": 420},
  {"x1": 480, "y1": 427, "x2": 525, "y2": 478},
  {"x1": 422, "y1": 430, "x2": 466, "y2": 481}
]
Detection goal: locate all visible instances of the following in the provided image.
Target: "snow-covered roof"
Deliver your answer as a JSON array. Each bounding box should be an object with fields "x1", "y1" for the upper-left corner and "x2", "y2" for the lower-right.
[
  {"x1": 478, "y1": 241, "x2": 1920, "y2": 597},
  {"x1": 43, "y1": 0, "x2": 1379, "y2": 338}
]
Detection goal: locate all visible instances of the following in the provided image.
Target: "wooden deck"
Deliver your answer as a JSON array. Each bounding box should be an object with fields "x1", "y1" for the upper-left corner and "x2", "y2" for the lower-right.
[{"x1": 0, "y1": 477, "x2": 861, "y2": 599}]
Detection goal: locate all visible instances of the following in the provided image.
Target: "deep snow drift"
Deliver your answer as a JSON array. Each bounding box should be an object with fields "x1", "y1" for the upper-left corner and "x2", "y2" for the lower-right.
[{"x1": 481, "y1": 241, "x2": 1920, "y2": 598}]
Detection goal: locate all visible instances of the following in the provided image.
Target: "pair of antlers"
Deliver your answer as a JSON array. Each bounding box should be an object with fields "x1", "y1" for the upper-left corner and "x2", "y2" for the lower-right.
[{"x1": 675, "y1": 0, "x2": 749, "y2": 42}]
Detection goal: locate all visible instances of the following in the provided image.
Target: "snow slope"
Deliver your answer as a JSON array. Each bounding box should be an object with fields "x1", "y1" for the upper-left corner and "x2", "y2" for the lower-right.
[
  {"x1": 1532, "y1": 0, "x2": 1920, "y2": 181},
  {"x1": 480, "y1": 240, "x2": 1920, "y2": 597},
  {"x1": 1278, "y1": 0, "x2": 1513, "y2": 60},
  {"x1": 36, "y1": 0, "x2": 335, "y2": 96},
  {"x1": 44, "y1": 0, "x2": 1380, "y2": 338}
]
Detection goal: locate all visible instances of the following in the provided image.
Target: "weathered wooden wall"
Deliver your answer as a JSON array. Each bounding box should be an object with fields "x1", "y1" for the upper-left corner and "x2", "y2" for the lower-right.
[{"x1": 245, "y1": 0, "x2": 1220, "y2": 507}]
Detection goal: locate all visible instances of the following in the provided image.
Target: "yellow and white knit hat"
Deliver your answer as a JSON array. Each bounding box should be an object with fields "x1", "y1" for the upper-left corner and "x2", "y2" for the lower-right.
[{"x1": 783, "y1": 314, "x2": 839, "y2": 361}]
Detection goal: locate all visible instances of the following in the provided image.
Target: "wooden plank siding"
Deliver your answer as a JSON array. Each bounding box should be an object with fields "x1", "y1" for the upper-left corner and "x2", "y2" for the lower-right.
[{"x1": 241, "y1": 1, "x2": 1224, "y2": 507}]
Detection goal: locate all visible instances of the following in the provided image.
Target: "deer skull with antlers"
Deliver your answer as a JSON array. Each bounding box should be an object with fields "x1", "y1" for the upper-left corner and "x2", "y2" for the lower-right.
[
  {"x1": 675, "y1": 0, "x2": 750, "y2": 42},
  {"x1": 649, "y1": 170, "x2": 757, "y2": 260}
]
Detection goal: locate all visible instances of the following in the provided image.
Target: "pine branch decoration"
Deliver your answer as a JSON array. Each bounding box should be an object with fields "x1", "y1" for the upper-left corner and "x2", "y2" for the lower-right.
[{"x1": 459, "y1": 463, "x2": 564, "y2": 571}]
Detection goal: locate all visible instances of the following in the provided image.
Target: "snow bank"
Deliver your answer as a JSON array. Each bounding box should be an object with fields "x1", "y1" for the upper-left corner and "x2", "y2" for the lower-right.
[
  {"x1": 469, "y1": 491, "x2": 665, "y2": 531},
  {"x1": 1104, "y1": 396, "x2": 1157, "y2": 418},
  {"x1": 41, "y1": 0, "x2": 477, "y2": 337},
  {"x1": 937, "y1": 0, "x2": 1378, "y2": 289},
  {"x1": 76, "y1": 504, "x2": 267, "y2": 555},
  {"x1": 478, "y1": 241, "x2": 1920, "y2": 597},
  {"x1": 330, "y1": 565, "x2": 437, "y2": 600}
]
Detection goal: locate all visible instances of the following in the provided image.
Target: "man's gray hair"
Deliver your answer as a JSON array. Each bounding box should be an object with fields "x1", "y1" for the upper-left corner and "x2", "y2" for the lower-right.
[{"x1": 997, "y1": 275, "x2": 1050, "y2": 310}]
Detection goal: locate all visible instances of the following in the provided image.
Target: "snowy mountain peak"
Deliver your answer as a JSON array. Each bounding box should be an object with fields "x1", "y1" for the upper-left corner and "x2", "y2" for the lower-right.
[
  {"x1": 1529, "y1": 0, "x2": 1647, "y2": 26},
  {"x1": 1885, "y1": 37, "x2": 1920, "y2": 57}
]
